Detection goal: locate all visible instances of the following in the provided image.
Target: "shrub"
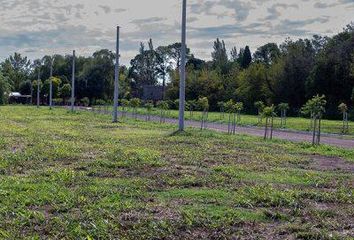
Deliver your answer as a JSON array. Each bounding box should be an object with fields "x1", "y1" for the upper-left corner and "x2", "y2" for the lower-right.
[{"x1": 80, "y1": 97, "x2": 90, "y2": 107}]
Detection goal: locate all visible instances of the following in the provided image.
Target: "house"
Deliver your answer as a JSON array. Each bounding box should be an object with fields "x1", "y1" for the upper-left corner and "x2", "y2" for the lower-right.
[
  {"x1": 8, "y1": 92, "x2": 32, "y2": 104},
  {"x1": 142, "y1": 86, "x2": 163, "y2": 101}
]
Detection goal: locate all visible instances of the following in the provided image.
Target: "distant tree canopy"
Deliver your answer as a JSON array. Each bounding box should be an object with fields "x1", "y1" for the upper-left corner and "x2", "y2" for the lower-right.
[{"x1": 1, "y1": 23, "x2": 353, "y2": 119}]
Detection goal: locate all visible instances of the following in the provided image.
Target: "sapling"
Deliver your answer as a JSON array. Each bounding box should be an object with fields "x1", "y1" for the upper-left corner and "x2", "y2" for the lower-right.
[
  {"x1": 278, "y1": 103, "x2": 289, "y2": 128},
  {"x1": 157, "y1": 101, "x2": 169, "y2": 123},
  {"x1": 145, "y1": 101, "x2": 154, "y2": 121},
  {"x1": 130, "y1": 98, "x2": 141, "y2": 119},
  {"x1": 217, "y1": 101, "x2": 226, "y2": 119},
  {"x1": 301, "y1": 95, "x2": 326, "y2": 145},
  {"x1": 254, "y1": 101, "x2": 265, "y2": 124},
  {"x1": 80, "y1": 97, "x2": 90, "y2": 107},
  {"x1": 235, "y1": 102, "x2": 244, "y2": 123},
  {"x1": 95, "y1": 99, "x2": 106, "y2": 113},
  {"x1": 198, "y1": 97, "x2": 209, "y2": 130},
  {"x1": 225, "y1": 100, "x2": 236, "y2": 134},
  {"x1": 338, "y1": 103, "x2": 349, "y2": 134},
  {"x1": 187, "y1": 100, "x2": 196, "y2": 118},
  {"x1": 121, "y1": 99, "x2": 130, "y2": 118},
  {"x1": 262, "y1": 105, "x2": 276, "y2": 140}
]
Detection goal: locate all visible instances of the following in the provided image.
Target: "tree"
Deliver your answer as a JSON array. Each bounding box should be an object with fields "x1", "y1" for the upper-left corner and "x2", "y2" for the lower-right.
[
  {"x1": 212, "y1": 38, "x2": 228, "y2": 69},
  {"x1": 197, "y1": 97, "x2": 209, "y2": 130},
  {"x1": 235, "y1": 102, "x2": 244, "y2": 123},
  {"x1": 240, "y1": 46, "x2": 252, "y2": 68},
  {"x1": 225, "y1": 100, "x2": 236, "y2": 134},
  {"x1": 1, "y1": 53, "x2": 31, "y2": 90},
  {"x1": 301, "y1": 95, "x2": 327, "y2": 145},
  {"x1": 19, "y1": 80, "x2": 32, "y2": 95},
  {"x1": 278, "y1": 103, "x2": 290, "y2": 128},
  {"x1": 0, "y1": 73, "x2": 10, "y2": 105},
  {"x1": 157, "y1": 100, "x2": 169, "y2": 123},
  {"x1": 338, "y1": 103, "x2": 349, "y2": 134},
  {"x1": 145, "y1": 101, "x2": 154, "y2": 121},
  {"x1": 187, "y1": 100, "x2": 197, "y2": 118},
  {"x1": 80, "y1": 97, "x2": 90, "y2": 107},
  {"x1": 254, "y1": 43, "x2": 280, "y2": 66},
  {"x1": 306, "y1": 26, "x2": 354, "y2": 117},
  {"x1": 217, "y1": 101, "x2": 226, "y2": 119},
  {"x1": 262, "y1": 105, "x2": 277, "y2": 140},
  {"x1": 42, "y1": 77, "x2": 61, "y2": 103},
  {"x1": 60, "y1": 84, "x2": 71, "y2": 104},
  {"x1": 129, "y1": 41, "x2": 160, "y2": 97},
  {"x1": 236, "y1": 64, "x2": 270, "y2": 110},
  {"x1": 254, "y1": 101, "x2": 265, "y2": 124},
  {"x1": 130, "y1": 98, "x2": 141, "y2": 119},
  {"x1": 230, "y1": 47, "x2": 238, "y2": 62},
  {"x1": 121, "y1": 99, "x2": 130, "y2": 118}
]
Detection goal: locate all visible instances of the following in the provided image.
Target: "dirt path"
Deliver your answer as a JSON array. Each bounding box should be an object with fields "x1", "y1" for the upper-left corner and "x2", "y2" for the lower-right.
[{"x1": 80, "y1": 107, "x2": 354, "y2": 149}]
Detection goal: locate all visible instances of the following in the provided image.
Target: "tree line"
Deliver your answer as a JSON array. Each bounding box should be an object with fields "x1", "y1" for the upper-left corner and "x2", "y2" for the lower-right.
[{"x1": 0, "y1": 23, "x2": 353, "y2": 119}]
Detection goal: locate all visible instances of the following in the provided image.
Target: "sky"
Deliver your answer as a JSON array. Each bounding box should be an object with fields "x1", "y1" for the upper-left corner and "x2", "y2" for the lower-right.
[{"x1": 0, "y1": 0, "x2": 353, "y2": 65}]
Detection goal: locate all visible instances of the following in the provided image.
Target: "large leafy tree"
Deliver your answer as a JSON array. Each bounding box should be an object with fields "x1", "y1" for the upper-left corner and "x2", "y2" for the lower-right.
[
  {"x1": 254, "y1": 43, "x2": 280, "y2": 66},
  {"x1": 1, "y1": 53, "x2": 31, "y2": 90},
  {"x1": 307, "y1": 24, "x2": 354, "y2": 116},
  {"x1": 212, "y1": 38, "x2": 228, "y2": 70},
  {"x1": 240, "y1": 46, "x2": 252, "y2": 68}
]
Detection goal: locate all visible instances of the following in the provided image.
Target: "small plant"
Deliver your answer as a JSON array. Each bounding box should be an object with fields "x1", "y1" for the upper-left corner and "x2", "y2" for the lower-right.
[
  {"x1": 157, "y1": 100, "x2": 169, "y2": 123},
  {"x1": 338, "y1": 103, "x2": 349, "y2": 134},
  {"x1": 130, "y1": 98, "x2": 141, "y2": 119},
  {"x1": 80, "y1": 97, "x2": 90, "y2": 107},
  {"x1": 95, "y1": 99, "x2": 106, "y2": 113},
  {"x1": 145, "y1": 101, "x2": 154, "y2": 121},
  {"x1": 197, "y1": 97, "x2": 209, "y2": 130},
  {"x1": 278, "y1": 103, "x2": 289, "y2": 128},
  {"x1": 121, "y1": 99, "x2": 130, "y2": 118},
  {"x1": 235, "y1": 102, "x2": 244, "y2": 123},
  {"x1": 262, "y1": 105, "x2": 277, "y2": 140},
  {"x1": 52, "y1": 98, "x2": 62, "y2": 106},
  {"x1": 217, "y1": 101, "x2": 226, "y2": 119},
  {"x1": 174, "y1": 99, "x2": 180, "y2": 110},
  {"x1": 187, "y1": 100, "x2": 197, "y2": 118},
  {"x1": 225, "y1": 100, "x2": 236, "y2": 134},
  {"x1": 254, "y1": 101, "x2": 265, "y2": 124},
  {"x1": 301, "y1": 95, "x2": 326, "y2": 145}
]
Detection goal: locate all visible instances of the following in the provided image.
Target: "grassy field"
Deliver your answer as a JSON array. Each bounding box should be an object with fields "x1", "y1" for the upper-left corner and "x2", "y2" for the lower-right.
[
  {"x1": 109, "y1": 106, "x2": 354, "y2": 136},
  {"x1": 0, "y1": 106, "x2": 353, "y2": 239}
]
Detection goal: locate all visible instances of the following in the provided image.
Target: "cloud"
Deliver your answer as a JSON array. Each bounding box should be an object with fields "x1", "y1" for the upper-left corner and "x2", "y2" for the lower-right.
[{"x1": 0, "y1": 0, "x2": 352, "y2": 64}]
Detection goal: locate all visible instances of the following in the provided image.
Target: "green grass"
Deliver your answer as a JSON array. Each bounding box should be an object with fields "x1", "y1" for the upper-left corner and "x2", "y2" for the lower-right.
[
  {"x1": 0, "y1": 106, "x2": 353, "y2": 239},
  {"x1": 110, "y1": 106, "x2": 354, "y2": 136}
]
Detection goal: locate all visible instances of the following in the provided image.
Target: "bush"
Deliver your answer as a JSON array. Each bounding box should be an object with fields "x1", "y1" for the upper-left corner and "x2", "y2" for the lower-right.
[
  {"x1": 53, "y1": 98, "x2": 63, "y2": 105},
  {"x1": 95, "y1": 99, "x2": 106, "y2": 106},
  {"x1": 80, "y1": 97, "x2": 90, "y2": 107},
  {"x1": 0, "y1": 73, "x2": 10, "y2": 105}
]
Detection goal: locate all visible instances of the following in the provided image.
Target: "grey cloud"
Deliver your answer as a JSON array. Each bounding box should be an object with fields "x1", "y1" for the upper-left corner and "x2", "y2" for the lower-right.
[
  {"x1": 130, "y1": 17, "x2": 167, "y2": 25},
  {"x1": 263, "y1": 3, "x2": 299, "y2": 21},
  {"x1": 99, "y1": 5, "x2": 111, "y2": 14}
]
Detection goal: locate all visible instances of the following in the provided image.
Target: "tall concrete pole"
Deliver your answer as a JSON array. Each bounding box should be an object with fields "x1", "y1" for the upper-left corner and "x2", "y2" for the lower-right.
[
  {"x1": 37, "y1": 66, "x2": 40, "y2": 108},
  {"x1": 49, "y1": 57, "x2": 54, "y2": 109},
  {"x1": 179, "y1": 0, "x2": 187, "y2": 131},
  {"x1": 71, "y1": 50, "x2": 76, "y2": 112},
  {"x1": 113, "y1": 26, "x2": 120, "y2": 123}
]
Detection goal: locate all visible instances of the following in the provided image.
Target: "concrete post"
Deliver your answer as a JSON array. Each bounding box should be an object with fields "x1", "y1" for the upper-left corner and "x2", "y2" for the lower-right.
[
  {"x1": 49, "y1": 57, "x2": 54, "y2": 109},
  {"x1": 71, "y1": 50, "x2": 76, "y2": 112},
  {"x1": 37, "y1": 67, "x2": 40, "y2": 108},
  {"x1": 179, "y1": 0, "x2": 187, "y2": 131},
  {"x1": 113, "y1": 26, "x2": 120, "y2": 123}
]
